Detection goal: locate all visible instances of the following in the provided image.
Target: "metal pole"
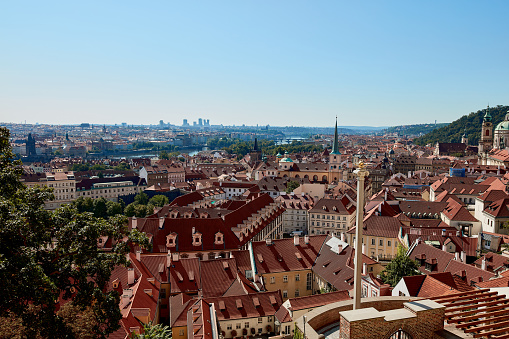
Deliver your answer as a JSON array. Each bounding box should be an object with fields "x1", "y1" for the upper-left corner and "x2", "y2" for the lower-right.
[
  {"x1": 353, "y1": 163, "x2": 368, "y2": 310},
  {"x1": 303, "y1": 315, "x2": 306, "y2": 339}
]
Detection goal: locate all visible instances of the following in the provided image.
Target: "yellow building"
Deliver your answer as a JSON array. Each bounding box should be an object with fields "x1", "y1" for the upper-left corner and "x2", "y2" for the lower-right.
[{"x1": 251, "y1": 235, "x2": 327, "y2": 300}]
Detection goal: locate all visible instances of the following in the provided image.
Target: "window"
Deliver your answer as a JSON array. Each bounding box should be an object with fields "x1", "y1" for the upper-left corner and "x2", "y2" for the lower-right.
[
  {"x1": 306, "y1": 272, "x2": 312, "y2": 290},
  {"x1": 258, "y1": 328, "x2": 262, "y2": 334},
  {"x1": 343, "y1": 216, "x2": 346, "y2": 221},
  {"x1": 284, "y1": 325, "x2": 291, "y2": 335},
  {"x1": 388, "y1": 241, "x2": 391, "y2": 247},
  {"x1": 270, "y1": 276, "x2": 275, "y2": 284},
  {"x1": 245, "y1": 322, "x2": 249, "y2": 328},
  {"x1": 236, "y1": 323, "x2": 241, "y2": 329},
  {"x1": 371, "y1": 238, "x2": 375, "y2": 245},
  {"x1": 283, "y1": 290, "x2": 288, "y2": 298},
  {"x1": 283, "y1": 275, "x2": 288, "y2": 283},
  {"x1": 295, "y1": 274, "x2": 300, "y2": 281},
  {"x1": 268, "y1": 316, "x2": 273, "y2": 322},
  {"x1": 258, "y1": 317, "x2": 263, "y2": 324},
  {"x1": 380, "y1": 239, "x2": 383, "y2": 246},
  {"x1": 295, "y1": 289, "x2": 300, "y2": 297},
  {"x1": 227, "y1": 324, "x2": 232, "y2": 330},
  {"x1": 179, "y1": 330, "x2": 185, "y2": 336}
]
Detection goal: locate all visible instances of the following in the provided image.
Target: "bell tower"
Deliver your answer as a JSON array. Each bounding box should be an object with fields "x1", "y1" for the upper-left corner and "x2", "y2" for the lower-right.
[{"x1": 479, "y1": 105, "x2": 493, "y2": 165}]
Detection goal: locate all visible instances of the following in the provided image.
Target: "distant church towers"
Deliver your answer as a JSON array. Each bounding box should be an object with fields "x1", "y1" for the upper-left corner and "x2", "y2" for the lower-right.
[
  {"x1": 478, "y1": 105, "x2": 493, "y2": 165},
  {"x1": 329, "y1": 116, "x2": 342, "y2": 182}
]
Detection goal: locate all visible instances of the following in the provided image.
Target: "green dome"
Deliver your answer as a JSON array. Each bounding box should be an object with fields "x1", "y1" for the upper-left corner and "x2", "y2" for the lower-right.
[
  {"x1": 496, "y1": 121, "x2": 509, "y2": 131},
  {"x1": 280, "y1": 157, "x2": 293, "y2": 163}
]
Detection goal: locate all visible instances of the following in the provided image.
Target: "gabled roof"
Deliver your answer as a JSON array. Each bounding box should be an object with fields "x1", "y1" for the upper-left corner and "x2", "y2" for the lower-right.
[{"x1": 252, "y1": 235, "x2": 327, "y2": 274}]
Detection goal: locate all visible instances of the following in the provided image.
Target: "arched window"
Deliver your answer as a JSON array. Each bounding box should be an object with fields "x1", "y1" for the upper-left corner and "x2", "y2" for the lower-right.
[
  {"x1": 388, "y1": 329, "x2": 412, "y2": 339},
  {"x1": 486, "y1": 129, "x2": 489, "y2": 136},
  {"x1": 313, "y1": 175, "x2": 318, "y2": 181},
  {"x1": 322, "y1": 175, "x2": 328, "y2": 182}
]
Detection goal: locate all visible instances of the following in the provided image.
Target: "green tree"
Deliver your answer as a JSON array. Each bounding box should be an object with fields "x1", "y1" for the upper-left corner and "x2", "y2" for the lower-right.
[
  {"x1": 93, "y1": 197, "x2": 108, "y2": 218},
  {"x1": 380, "y1": 245, "x2": 420, "y2": 287},
  {"x1": 124, "y1": 203, "x2": 136, "y2": 217},
  {"x1": 149, "y1": 195, "x2": 169, "y2": 207},
  {"x1": 286, "y1": 181, "x2": 300, "y2": 194},
  {"x1": 131, "y1": 322, "x2": 172, "y2": 338},
  {"x1": 0, "y1": 127, "x2": 151, "y2": 338},
  {"x1": 159, "y1": 151, "x2": 169, "y2": 160},
  {"x1": 106, "y1": 201, "x2": 123, "y2": 216},
  {"x1": 134, "y1": 192, "x2": 149, "y2": 205},
  {"x1": 74, "y1": 197, "x2": 94, "y2": 213}
]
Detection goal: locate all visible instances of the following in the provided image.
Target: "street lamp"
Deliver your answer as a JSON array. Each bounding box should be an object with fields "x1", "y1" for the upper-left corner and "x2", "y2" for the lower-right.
[{"x1": 303, "y1": 315, "x2": 307, "y2": 339}]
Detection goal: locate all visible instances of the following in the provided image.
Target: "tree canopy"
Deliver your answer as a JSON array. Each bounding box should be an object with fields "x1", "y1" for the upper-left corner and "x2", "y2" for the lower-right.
[
  {"x1": 379, "y1": 245, "x2": 420, "y2": 287},
  {"x1": 0, "y1": 127, "x2": 150, "y2": 338}
]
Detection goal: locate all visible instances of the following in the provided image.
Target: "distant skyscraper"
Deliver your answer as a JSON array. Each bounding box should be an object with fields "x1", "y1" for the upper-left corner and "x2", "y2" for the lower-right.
[
  {"x1": 198, "y1": 118, "x2": 203, "y2": 126},
  {"x1": 183, "y1": 119, "x2": 189, "y2": 126},
  {"x1": 159, "y1": 120, "x2": 164, "y2": 127}
]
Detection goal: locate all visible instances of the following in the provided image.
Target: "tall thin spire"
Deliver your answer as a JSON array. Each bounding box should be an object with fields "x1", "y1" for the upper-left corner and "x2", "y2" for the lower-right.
[{"x1": 331, "y1": 116, "x2": 340, "y2": 155}]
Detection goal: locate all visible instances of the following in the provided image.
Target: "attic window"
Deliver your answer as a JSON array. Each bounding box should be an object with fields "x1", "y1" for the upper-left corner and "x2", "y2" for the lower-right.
[
  {"x1": 112, "y1": 279, "x2": 119, "y2": 289},
  {"x1": 176, "y1": 272, "x2": 184, "y2": 282},
  {"x1": 323, "y1": 206, "x2": 327, "y2": 210},
  {"x1": 219, "y1": 301, "x2": 226, "y2": 310},
  {"x1": 269, "y1": 295, "x2": 277, "y2": 305},
  {"x1": 189, "y1": 271, "x2": 195, "y2": 281},
  {"x1": 323, "y1": 261, "x2": 331, "y2": 268},
  {"x1": 295, "y1": 252, "x2": 302, "y2": 260},
  {"x1": 257, "y1": 254, "x2": 264, "y2": 263},
  {"x1": 215, "y1": 232, "x2": 224, "y2": 245},
  {"x1": 166, "y1": 234, "x2": 176, "y2": 248},
  {"x1": 236, "y1": 299, "x2": 243, "y2": 309},
  {"x1": 223, "y1": 261, "x2": 229, "y2": 270},
  {"x1": 193, "y1": 233, "x2": 202, "y2": 246},
  {"x1": 253, "y1": 297, "x2": 260, "y2": 307}
]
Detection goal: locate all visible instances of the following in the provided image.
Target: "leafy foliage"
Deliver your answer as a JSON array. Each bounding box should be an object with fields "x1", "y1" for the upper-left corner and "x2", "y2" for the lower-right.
[
  {"x1": 0, "y1": 127, "x2": 151, "y2": 338},
  {"x1": 149, "y1": 195, "x2": 169, "y2": 207},
  {"x1": 286, "y1": 181, "x2": 300, "y2": 194},
  {"x1": 382, "y1": 123, "x2": 449, "y2": 137},
  {"x1": 380, "y1": 245, "x2": 420, "y2": 287},
  {"x1": 131, "y1": 322, "x2": 172, "y2": 339},
  {"x1": 214, "y1": 138, "x2": 323, "y2": 159},
  {"x1": 414, "y1": 105, "x2": 509, "y2": 146}
]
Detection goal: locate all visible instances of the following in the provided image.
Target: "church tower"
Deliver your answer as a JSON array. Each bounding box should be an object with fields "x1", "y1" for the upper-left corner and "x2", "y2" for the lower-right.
[
  {"x1": 478, "y1": 105, "x2": 493, "y2": 165},
  {"x1": 329, "y1": 117, "x2": 342, "y2": 182},
  {"x1": 461, "y1": 129, "x2": 468, "y2": 145}
]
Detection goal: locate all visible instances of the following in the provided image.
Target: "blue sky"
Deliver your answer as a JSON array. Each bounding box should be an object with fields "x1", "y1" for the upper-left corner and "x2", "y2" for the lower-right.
[{"x1": 1, "y1": 1, "x2": 508, "y2": 127}]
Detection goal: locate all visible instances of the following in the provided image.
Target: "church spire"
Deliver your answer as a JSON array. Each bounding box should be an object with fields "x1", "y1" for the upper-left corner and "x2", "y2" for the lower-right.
[{"x1": 331, "y1": 116, "x2": 340, "y2": 155}]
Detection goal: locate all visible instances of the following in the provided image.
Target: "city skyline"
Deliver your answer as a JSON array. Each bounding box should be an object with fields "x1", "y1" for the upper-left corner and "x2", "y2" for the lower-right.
[{"x1": 2, "y1": 1, "x2": 509, "y2": 126}]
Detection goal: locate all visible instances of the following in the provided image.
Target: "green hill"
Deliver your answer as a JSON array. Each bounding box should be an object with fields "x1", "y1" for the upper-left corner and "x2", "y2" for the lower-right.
[
  {"x1": 383, "y1": 123, "x2": 449, "y2": 137},
  {"x1": 413, "y1": 105, "x2": 509, "y2": 146}
]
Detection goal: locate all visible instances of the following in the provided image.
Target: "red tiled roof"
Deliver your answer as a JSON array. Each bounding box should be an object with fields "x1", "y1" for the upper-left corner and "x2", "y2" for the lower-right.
[{"x1": 253, "y1": 235, "x2": 327, "y2": 274}]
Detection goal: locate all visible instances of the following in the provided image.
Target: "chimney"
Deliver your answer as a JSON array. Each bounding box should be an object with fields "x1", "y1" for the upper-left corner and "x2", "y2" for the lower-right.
[
  {"x1": 461, "y1": 251, "x2": 466, "y2": 263},
  {"x1": 442, "y1": 244, "x2": 447, "y2": 252},
  {"x1": 304, "y1": 235, "x2": 309, "y2": 244},
  {"x1": 159, "y1": 217, "x2": 164, "y2": 229},
  {"x1": 294, "y1": 235, "x2": 300, "y2": 246},
  {"x1": 127, "y1": 268, "x2": 135, "y2": 285},
  {"x1": 441, "y1": 229, "x2": 446, "y2": 237},
  {"x1": 192, "y1": 227, "x2": 196, "y2": 234},
  {"x1": 266, "y1": 238, "x2": 272, "y2": 246},
  {"x1": 456, "y1": 230, "x2": 460, "y2": 237},
  {"x1": 482, "y1": 257, "x2": 487, "y2": 271},
  {"x1": 340, "y1": 232, "x2": 346, "y2": 242},
  {"x1": 136, "y1": 250, "x2": 141, "y2": 261},
  {"x1": 455, "y1": 252, "x2": 459, "y2": 261},
  {"x1": 167, "y1": 254, "x2": 171, "y2": 267},
  {"x1": 132, "y1": 217, "x2": 137, "y2": 229},
  {"x1": 362, "y1": 262, "x2": 367, "y2": 275},
  {"x1": 478, "y1": 276, "x2": 484, "y2": 283},
  {"x1": 362, "y1": 243, "x2": 366, "y2": 255},
  {"x1": 144, "y1": 289, "x2": 153, "y2": 297},
  {"x1": 172, "y1": 252, "x2": 179, "y2": 262}
]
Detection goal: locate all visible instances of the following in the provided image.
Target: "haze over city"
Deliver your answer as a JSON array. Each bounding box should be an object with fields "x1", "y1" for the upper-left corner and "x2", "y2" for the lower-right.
[{"x1": 2, "y1": 1, "x2": 509, "y2": 127}]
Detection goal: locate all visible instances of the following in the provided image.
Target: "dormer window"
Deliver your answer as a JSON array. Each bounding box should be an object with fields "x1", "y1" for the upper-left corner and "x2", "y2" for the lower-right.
[
  {"x1": 193, "y1": 232, "x2": 202, "y2": 246},
  {"x1": 215, "y1": 232, "x2": 224, "y2": 245},
  {"x1": 166, "y1": 233, "x2": 177, "y2": 248}
]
